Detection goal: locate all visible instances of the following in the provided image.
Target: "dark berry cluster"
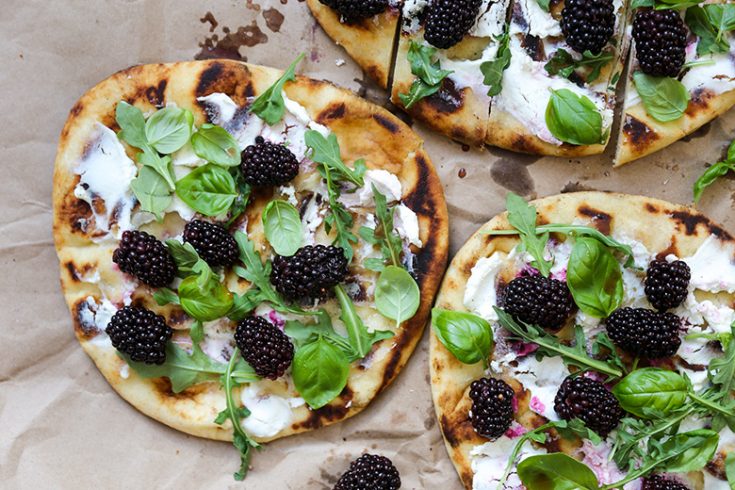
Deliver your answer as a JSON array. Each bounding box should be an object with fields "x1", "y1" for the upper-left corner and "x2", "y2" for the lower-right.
[
  {"x1": 424, "y1": 0, "x2": 483, "y2": 50},
  {"x1": 606, "y1": 307, "x2": 682, "y2": 359},
  {"x1": 554, "y1": 375, "x2": 623, "y2": 437},
  {"x1": 641, "y1": 475, "x2": 690, "y2": 490},
  {"x1": 469, "y1": 377, "x2": 515, "y2": 439},
  {"x1": 644, "y1": 259, "x2": 691, "y2": 311},
  {"x1": 633, "y1": 8, "x2": 688, "y2": 77},
  {"x1": 183, "y1": 220, "x2": 239, "y2": 267},
  {"x1": 107, "y1": 306, "x2": 173, "y2": 365},
  {"x1": 241, "y1": 136, "x2": 299, "y2": 188},
  {"x1": 334, "y1": 454, "x2": 401, "y2": 490},
  {"x1": 319, "y1": 0, "x2": 389, "y2": 24},
  {"x1": 235, "y1": 316, "x2": 294, "y2": 380},
  {"x1": 113, "y1": 230, "x2": 177, "y2": 287},
  {"x1": 502, "y1": 275, "x2": 575, "y2": 330},
  {"x1": 561, "y1": 0, "x2": 615, "y2": 55},
  {"x1": 271, "y1": 245, "x2": 349, "y2": 301}
]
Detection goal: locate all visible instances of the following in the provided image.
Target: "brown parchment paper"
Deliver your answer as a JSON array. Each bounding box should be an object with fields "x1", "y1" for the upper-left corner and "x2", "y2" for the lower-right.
[{"x1": 1, "y1": 1, "x2": 734, "y2": 488}]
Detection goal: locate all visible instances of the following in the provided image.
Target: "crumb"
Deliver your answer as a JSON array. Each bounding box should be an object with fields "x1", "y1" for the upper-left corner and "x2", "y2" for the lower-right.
[{"x1": 335, "y1": 58, "x2": 346, "y2": 67}]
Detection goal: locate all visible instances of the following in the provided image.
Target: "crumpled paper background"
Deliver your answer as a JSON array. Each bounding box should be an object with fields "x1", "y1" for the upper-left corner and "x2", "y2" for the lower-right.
[{"x1": 1, "y1": 1, "x2": 734, "y2": 488}]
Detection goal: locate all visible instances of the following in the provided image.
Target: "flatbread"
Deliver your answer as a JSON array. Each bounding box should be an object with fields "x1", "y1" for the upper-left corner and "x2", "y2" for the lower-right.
[
  {"x1": 430, "y1": 191, "x2": 735, "y2": 489},
  {"x1": 53, "y1": 59, "x2": 449, "y2": 444},
  {"x1": 306, "y1": 0, "x2": 400, "y2": 90}
]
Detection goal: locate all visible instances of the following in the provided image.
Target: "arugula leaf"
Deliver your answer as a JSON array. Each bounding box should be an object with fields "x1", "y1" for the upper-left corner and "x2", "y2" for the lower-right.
[
  {"x1": 249, "y1": 53, "x2": 305, "y2": 125},
  {"x1": 304, "y1": 130, "x2": 365, "y2": 187},
  {"x1": 480, "y1": 27, "x2": 512, "y2": 97},
  {"x1": 335, "y1": 284, "x2": 394, "y2": 360},
  {"x1": 694, "y1": 160, "x2": 735, "y2": 203},
  {"x1": 534, "y1": 0, "x2": 550, "y2": 12},
  {"x1": 321, "y1": 162, "x2": 359, "y2": 262},
  {"x1": 726, "y1": 452, "x2": 735, "y2": 490},
  {"x1": 399, "y1": 42, "x2": 452, "y2": 109},
  {"x1": 546, "y1": 88, "x2": 604, "y2": 146},
  {"x1": 359, "y1": 186, "x2": 404, "y2": 271},
  {"x1": 504, "y1": 192, "x2": 552, "y2": 277},
  {"x1": 545, "y1": 49, "x2": 614, "y2": 84},
  {"x1": 591, "y1": 333, "x2": 627, "y2": 380},
  {"x1": 495, "y1": 307, "x2": 623, "y2": 378},
  {"x1": 165, "y1": 240, "x2": 201, "y2": 277},
  {"x1": 633, "y1": 72, "x2": 690, "y2": 123}
]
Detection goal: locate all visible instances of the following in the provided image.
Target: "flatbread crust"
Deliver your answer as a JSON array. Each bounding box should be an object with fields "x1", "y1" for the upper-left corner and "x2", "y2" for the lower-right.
[
  {"x1": 430, "y1": 191, "x2": 735, "y2": 489},
  {"x1": 306, "y1": 0, "x2": 400, "y2": 89},
  {"x1": 53, "y1": 60, "x2": 449, "y2": 443},
  {"x1": 614, "y1": 46, "x2": 735, "y2": 167}
]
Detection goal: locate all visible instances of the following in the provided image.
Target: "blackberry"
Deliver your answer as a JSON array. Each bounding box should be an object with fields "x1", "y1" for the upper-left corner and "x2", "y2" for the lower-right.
[
  {"x1": 424, "y1": 0, "x2": 483, "y2": 50},
  {"x1": 560, "y1": 0, "x2": 615, "y2": 55},
  {"x1": 645, "y1": 260, "x2": 690, "y2": 311},
  {"x1": 241, "y1": 136, "x2": 299, "y2": 188},
  {"x1": 235, "y1": 316, "x2": 294, "y2": 379},
  {"x1": 334, "y1": 454, "x2": 401, "y2": 490},
  {"x1": 642, "y1": 475, "x2": 689, "y2": 490},
  {"x1": 502, "y1": 276, "x2": 574, "y2": 330},
  {"x1": 271, "y1": 245, "x2": 349, "y2": 301},
  {"x1": 113, "y1": 230, "x2": 177, "y2": 287},
  {"x1": 554, "y1": 376, "x2": 623, "y2": 437},
  {"x1": 107, "y1": 306, "x2": 173, "y2": 365},
  {"x1": 319, "y1": 0, "x2": 389, "y2": 24},
  {"x1": 469, "y1": 378, "x2": 515, "y2": 439},
  {"x1": 606, "y1": 307, "x2": 682, "y2": 359},
  {"x1": 183, "y1": 220, "x2": 238, "y2": 267},
  {"x1": 633, "y1": 8, "x2": 687, "y2": 77}
]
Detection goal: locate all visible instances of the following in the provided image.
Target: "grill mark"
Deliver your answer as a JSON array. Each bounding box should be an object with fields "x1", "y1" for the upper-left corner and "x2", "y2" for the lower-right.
[
  {"x1": 670, "y1": 210, "x2": 731, "y2": 238},
  {"x1": 295, "y1": 387, "x2": 354, "y2": 430},
  {"x1": 623, "y1": 115, "x2": 659, "y2": 150},
  {"x1": 372, "y1": 113, "x2": 399, "y2": 134},
  {"x1": 578, "y1": 205, "x2": 612, "y2": 235},
  {"x1": 145, "y1": 79, "x2": 168, "y2": 108},
  {"x1": 316, "y1": 102, "x2": 346, "y2": 123}
]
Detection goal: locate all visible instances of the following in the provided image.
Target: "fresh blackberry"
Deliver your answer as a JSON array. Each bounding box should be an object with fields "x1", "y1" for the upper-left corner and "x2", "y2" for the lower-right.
[
  {"x1": 334, "y1": 454, "x2": 401, "y2": 490},
  {"x1": 633, "y1": 8, "x2": 687, "y2": 77},
  {"x1": 113, "y1": 230, "x2": 177, "y2": 287},
  {"x1": 183, "y1": 220, "x2": 238, "y2": 267},
  {"x1": 107, "y1": 306, "x2": 173, "y2": 365},
  {"x1": 235, "y1": 316, "x2": 294, "y2": 380},
  {"x1": 606, "y1": 307, "x2": 682, "y2": 358},
  {"x1": 424, "y1": 0, "x2": 483, "y2": 50},
  {"x1": 469, "y1": 378, "x2": 515, "y2": 439},
  {"x1": 241, "y1": 136, "x2": 299, "y2": 188},
  {"x1": 271, "y1": 245, "x2": 349, "y2": 301},
  {"x1": 502, "y1": 275, "x2": 575, "y2": 330},
  {"x1": 645, "y1": 260, "x2": 691, "y2": 311},
  {"x1": 560, "y1": 0, "x2": 615, "y2": 55},
  {"x1": 554, "y1": 376, "x2": 623, "y2": 437},
  {"x1": 319, "y1": 0, "x2": 389, "y2": 24},
  {"x1": 642, "y1": 475, "x2": 689, "y2": 490}
]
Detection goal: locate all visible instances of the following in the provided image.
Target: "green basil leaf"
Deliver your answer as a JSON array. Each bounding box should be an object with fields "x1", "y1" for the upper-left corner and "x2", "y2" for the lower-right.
[
  {"x1": 535, "y1": 224, "x2": 635, "y2": 268},
  {"x1": 726, "y1": 451, "x2": 735, "y2": 490},
  {"x1": 292, "y1": 336, "x2": 350, "y2": 409},
  {"x1": 517, "y1": 453, "x2": 599, "y2": 490},
  {"x1": 399, "y1": 41, "x2": 452, "y2": 109},
  {"x1": 657, "y1": 430, "x2": 720, "y2": 473},
  {"x1": 165, "y1": 240, "x2": 201, "y2": 277},
  {"x1": 506, "y1": 192, "x2": 552, "y2": 277},
  {"x1": 566, "y1": 237, "x2": 623, "y2": 318},
  {"x1": 375, "y1": 266, "x2": 421, "y2": 327},
  {"x1": 139, "y1": 150, "x2": 176, "y2": 190},
  {"x1": 546, "y1": 88, "x2": 604, "y2": 146},
  {"x1": 144, "y1": 106, "x2": 194, "y2": 155},
  {"x1": 153, "y1": 287, "x2": 180, "y2": 306},
  {"x1": 178, "y1": 263, "x2": 234, "y2": 321},
  {"x1": 130, "y1": 166, "x2": 173, "y2": 219},
  {"x1": 124, "y1": 343, "x2": 226, "y2": 393},
  {"x1": 115, "y1": 101, "x2": 148, "y2": 149},
  {"x1": 534, "y1": 0, "x2": 550, "y2": 12},
  {"x1": 262, "y1": 200, "x2": 303, "y2": 257},
  {"x1": 693, "y1": 161, "x2": 735, "y2": 203},
  {"x1": 705, "y1": 4, "x2": 735, "y2": 42},
  {"x1": 686, "y1": 6, "x2": 729, "y2": 56},
  {"x1": 191, "y1": 123, "x2": 240, "y2": 167},
  {"x1": 481, "y1": 27, "x2": 512, "y2": 97},
  {"x1": 305, "y1": 130, "x2": 365, "y2": 186},
  {"x1": 431, "y1": 308, "x2": 493, "y2": 366},
  {"x1": 612, "y1": 368, "x2": 689, "y2": 418},
  {"x1": 633, "y1": 72, "x2": 690, "y2": 123},
  {"x1": 250, "y1": 53, "x2": 305, "y2": 125},
  {"x1": 335, "y1": 284, "x2": 394, "y2": 359},
  {"x1": 175, "y1": 164, "x2": 238, "y2": 217}
]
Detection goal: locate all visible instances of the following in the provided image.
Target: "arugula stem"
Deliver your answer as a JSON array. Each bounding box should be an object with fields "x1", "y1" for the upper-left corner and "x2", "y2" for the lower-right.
[
  {"x1": 689, "y1": 393, "x2": 734, "y2": 417},
  {"x1": 497, "y1": 423, "x2": 556, "y2": 489},
  {"x1": 334, "y1": 284, "x2": 367, "y2": 358},
  {"x1": 223, "y1": 348, "x2": 259, "y2": 478}
]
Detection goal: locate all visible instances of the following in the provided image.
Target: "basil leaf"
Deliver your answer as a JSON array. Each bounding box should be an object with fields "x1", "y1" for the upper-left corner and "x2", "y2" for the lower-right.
[
  {"x1": 431, "y1": 308, "x2": 493, "y2": 366},
  {"x1": 292, "y1": 336, "x2": 350, "y2": 409},
  {"x1": 305, "y1": 130, "x2": 365, "y2": 186},
  {"x1": 612, "y1": 368, "x2": 689, "y2": 419},
  {"x1": 115, "y1": 101, "x2": 148, "y2": 149},
  {"x1": 399, "y1": 41, "x2": 452, "y2": 109},
  {"x1": 191, "y1": 123, "x2": 240, "y2": 167},
  {"x1": 375, "y1": 266, "x2": 420, "y2": 327},
  {"x1": 145, "y1": 106, "x2": 194, "y2": 155},
  {"x1": 153, "y1": 287, "x2": 180, "y2": 306},
  {"x1": 726, "y1": 452, "x2": 735, "y2": 490},
  {"x1": 178, "y1": 261, "x2": 234, "y2": 321},
  {"x1": 165, "y1": 240, "x2": 201, "y2": 277},
  {"x1": 693, "y1": 161, "x2": 735, "y2": 203},
  {"x1": 124, "y1": 343, "x2": 226, "y2": 393},
  {"x1": 505, "y1": 192, "x2": 552, "y2": 277},
  {"x1": 130, "y1": 166, "x2": 172, "y2": 219},
  {"x1": 705, "y1": 4, "x2": 735, "y2": 42},
  {"x1": 631, "y1": 0, "x2": 654, "y2": 7},
  {"x1": 335, "y1": 284, "x2": 394, "y2": 360},
  {"x1": 566, "y1": 237, "x2": 623, "y2": 318},
  {"x1": 139, "y1": 150, "x2": 176, "y2": 190},
  {"x1": 728, "y1": 139, "x2": 735, "y2": 162},
  {"x1": 536, "y1": 224, "x2": 635, "y2": 268},
  {"x1": 262, "y1": 200, "x2": 303, "y2": 256},
  {"x1": 481, "y1": 27, "x2": 512, "y2": 97},
  {"x1": 656, "y1": 429, "x2": 719, "y2": 473},
  {"x1": 545, "y1": 49, "x2": 613, "y2": 84},
  {"x1": 546, "y1": 89, "x2": 604, "y2": 146},
  {"x1": 250, "y1": 53, "x2": 305, "y2": 125},
  {"x1": 633, "y1": 72, "x2": 690, "y2": 123},
  {"x1": 175, "y1": 164, "x2": 238, "y2": 217},
  {"x1": 534, "y1": 0, "x2": 550, "y2": 12},
  {"x1": 517, "y1": 454, "x2": 599, "y2": 490}
]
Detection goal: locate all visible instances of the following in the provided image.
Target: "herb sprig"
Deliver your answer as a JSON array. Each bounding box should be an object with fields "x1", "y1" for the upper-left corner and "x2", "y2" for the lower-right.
[
  {"x1": 693, "y1": 138, "x2": 735, "y2": 203},
  {"x1": 545, "y1": 49, "x2": 614, "y2": 84},
  {"x1": 481, "y1": 27, "x2": 512, "y2": 97},
  {"x1": 399, "y1": 42, "x2": 452, "y2": 109}
]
